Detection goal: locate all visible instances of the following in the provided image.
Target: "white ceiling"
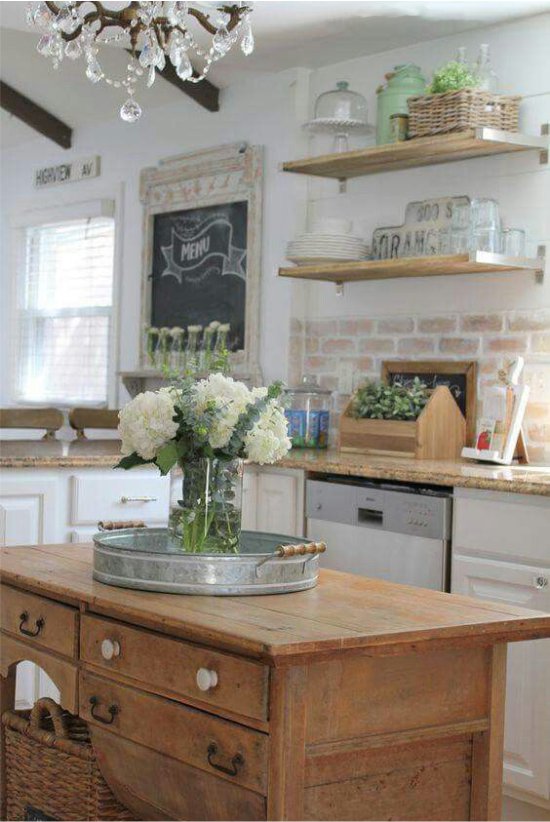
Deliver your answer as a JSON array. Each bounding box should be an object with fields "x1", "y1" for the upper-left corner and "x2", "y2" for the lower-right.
[{"x1": 2, "y1": 0, "x2": 550, "y2": 147}]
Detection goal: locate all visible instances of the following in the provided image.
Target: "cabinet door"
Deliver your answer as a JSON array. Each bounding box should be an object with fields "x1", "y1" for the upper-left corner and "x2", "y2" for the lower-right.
[
  {"x1": 255, "y1": 468, "x2": 305, "y2": 536},
  {"x1": 0, "y1": 477, "x2": 58, "y2": 546},
  {"x1": 452, "y1": 554, "x2": 550, "y2": 801}
]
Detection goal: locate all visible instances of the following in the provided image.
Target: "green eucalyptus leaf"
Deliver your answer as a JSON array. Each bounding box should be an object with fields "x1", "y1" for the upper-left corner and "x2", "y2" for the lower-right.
[
  {"x1": 115, "y1": 453, "x2": 152, "y2": 470},
  {"x1": 156, "y1": 442, "x2": 180, "y2": 475}
]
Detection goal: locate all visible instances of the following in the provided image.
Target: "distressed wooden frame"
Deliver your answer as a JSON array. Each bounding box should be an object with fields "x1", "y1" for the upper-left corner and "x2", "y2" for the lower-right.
[
  {"x1": 382, "y1": 359, "x2": 477, "y2": 445},
  {"x1": 139, "y1": 143, "x2": 263, "y2": 383}
]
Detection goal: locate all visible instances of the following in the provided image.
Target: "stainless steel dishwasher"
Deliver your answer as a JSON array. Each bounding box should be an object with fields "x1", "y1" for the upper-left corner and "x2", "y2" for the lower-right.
[{"x1": 306, "y1": 477, "x2": 452, "y2": 591}]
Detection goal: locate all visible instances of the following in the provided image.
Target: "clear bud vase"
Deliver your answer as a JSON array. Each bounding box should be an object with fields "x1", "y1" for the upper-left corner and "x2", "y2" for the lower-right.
[{"x1": 168, "y1": 457, "x2": 243, "y2": 553}]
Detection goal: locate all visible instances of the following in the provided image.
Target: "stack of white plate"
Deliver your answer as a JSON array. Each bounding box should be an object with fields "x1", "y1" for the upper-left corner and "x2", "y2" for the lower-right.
[{"x1": 286, "y1": 232, "x2": 370, "y2": 266}]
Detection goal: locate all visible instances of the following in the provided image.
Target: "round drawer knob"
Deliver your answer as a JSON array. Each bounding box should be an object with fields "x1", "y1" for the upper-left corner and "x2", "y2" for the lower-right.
[
  {"x1": 101, "y1": 638, "x2": 121, "y2": 661},
  {"x1": 196, "y1": 667, "x2": 218, "y2": 692}
]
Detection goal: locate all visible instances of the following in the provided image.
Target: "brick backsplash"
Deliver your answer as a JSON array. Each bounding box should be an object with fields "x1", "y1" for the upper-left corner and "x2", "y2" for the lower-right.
[{"x1": 288, "y1": 310, "x2": 550, "y2": 462}]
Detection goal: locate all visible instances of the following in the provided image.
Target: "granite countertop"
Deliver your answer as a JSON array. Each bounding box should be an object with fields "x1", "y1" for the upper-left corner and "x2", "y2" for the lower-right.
[
  {"x1": 0, "y1": 439, "x2": 123, "y2": 468},
  {"x1": 276, "y1": 449, "x2": 550, "y2": 497},
  {"x1": 2, "y1": 440, "x2": 550, "y2": 497}
]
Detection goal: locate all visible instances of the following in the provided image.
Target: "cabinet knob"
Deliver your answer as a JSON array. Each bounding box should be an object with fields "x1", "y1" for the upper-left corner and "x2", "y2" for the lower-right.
[
  {"x1": 534, "y1": 575, "x2": 548, "y2": 589},
  {"x1": 196, "y1": 668, "x2": 218, "y2": 692},
  {"x1": 101, "y1": 638, "x2": 121, "y2": 661}
]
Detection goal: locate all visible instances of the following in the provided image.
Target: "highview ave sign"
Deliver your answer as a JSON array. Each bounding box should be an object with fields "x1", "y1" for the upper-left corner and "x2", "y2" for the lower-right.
[{"x1": 34, "y1": 156, "x2": 100, "y2": 188}]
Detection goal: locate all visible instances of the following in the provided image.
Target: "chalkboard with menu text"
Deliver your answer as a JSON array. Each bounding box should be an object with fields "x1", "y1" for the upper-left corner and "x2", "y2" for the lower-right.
[
  {"x1": 381, "y1": 360, "x2": 477, "y2": 445},
  {"x1": 150, "y1": 201, "x2": 248, "y2": 351}
]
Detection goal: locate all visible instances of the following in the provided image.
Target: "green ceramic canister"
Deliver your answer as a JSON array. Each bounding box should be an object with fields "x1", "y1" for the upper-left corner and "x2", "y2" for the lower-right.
[{"x1": 376, "y1": 64, "x2": 426, "y2": 145}]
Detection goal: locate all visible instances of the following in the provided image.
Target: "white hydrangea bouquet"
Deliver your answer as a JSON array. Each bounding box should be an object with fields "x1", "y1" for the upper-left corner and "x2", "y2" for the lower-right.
[{"x1": 117, "y1": 374, "x2": 291, "y2": 553}]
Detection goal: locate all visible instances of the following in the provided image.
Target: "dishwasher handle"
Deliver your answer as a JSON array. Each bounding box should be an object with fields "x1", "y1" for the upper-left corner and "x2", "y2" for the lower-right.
[{"x1": 357, "y1": 507, "x2": 384, "y2": 527}]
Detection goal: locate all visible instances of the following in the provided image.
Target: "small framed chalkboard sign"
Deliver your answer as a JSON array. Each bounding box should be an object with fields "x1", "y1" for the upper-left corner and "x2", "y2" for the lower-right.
[
  {"x1": 150, "y1": 201, "x2": 248, "y2": 350},
  {"x1": 381, "y1": 360, "x2": 477, "y2": 445},
  {"x1": 140, "y1": 143, "x2": 263, "y2": 382}
]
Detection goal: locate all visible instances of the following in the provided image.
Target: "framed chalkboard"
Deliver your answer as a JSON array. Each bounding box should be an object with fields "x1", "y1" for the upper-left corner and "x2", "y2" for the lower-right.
[
  {"x1": 381, "y1": 360, "x2": 477, "y2": 445},
  {"x1": 140, "y1": 143, "x2": 263, "y2": 382},
  {"x1": 151, "y1": 201, "x2": 248, "y2": 350}
]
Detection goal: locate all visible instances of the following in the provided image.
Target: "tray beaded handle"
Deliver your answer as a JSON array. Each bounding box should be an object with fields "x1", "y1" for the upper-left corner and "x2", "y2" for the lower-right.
[
  {"x1": 97, "y1": 520, "x2": 148, "y2": 531},
  {"x1": 274, "y1": 541, "x2": 327, "y2": 559},
  {"x1": 256, "y1": 540, "x2": 327, "y2": 570}
]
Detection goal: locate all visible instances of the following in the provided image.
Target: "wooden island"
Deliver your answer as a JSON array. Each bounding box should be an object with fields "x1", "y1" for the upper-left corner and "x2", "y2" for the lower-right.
[{"x1": 1, "y1": 544, "x2": 550, "y2": 821}]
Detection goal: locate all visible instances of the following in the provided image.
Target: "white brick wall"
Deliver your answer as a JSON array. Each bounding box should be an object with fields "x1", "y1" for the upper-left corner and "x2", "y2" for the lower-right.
[{"x1": 288, "y1": 310, "x2": 550, "y2": 461}]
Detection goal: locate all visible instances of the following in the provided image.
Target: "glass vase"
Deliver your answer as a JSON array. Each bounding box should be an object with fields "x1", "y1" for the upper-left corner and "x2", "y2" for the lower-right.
[{"x1": 168, "y1": 458, "x2": 243, "y2": 553}]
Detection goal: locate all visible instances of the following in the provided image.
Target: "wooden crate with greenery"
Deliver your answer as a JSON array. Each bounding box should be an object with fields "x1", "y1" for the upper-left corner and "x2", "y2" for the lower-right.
[{"x1": 339, "y1": 382, "x2": 465, "y2": 459}]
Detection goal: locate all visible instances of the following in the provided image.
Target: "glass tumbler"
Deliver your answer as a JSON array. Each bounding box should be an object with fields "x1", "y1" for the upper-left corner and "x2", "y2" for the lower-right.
[
  {"x1": 450, "y1": 201, "x2": 472, "y2": 254},
  {"x1": 501, "y1": 228, "x2": 526, "y2": 257},
  {"x1": 471, "y1": 198, "x2": 501, "y2": 253}
]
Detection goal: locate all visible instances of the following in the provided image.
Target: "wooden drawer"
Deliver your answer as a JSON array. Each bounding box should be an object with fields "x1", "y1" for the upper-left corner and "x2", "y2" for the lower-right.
[
  {"x1": 70, "y1": 470, "x2": 170, "y2": 525},
  {"x1": 91, "y1": 728, "x2": 266, "y2": 821},
  {"x1": 79, "y1": 670, "x2": 268, "y2": 795},
  {"x1": 80, "y1": 614, "x2": 269, "y2": 723},
  {"x1": 1, "y1": 585, "x2": 78, "y2": 659}
]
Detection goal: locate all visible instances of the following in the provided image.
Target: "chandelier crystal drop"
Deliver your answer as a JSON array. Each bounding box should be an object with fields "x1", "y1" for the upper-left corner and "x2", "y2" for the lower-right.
[{"x1": 28, "y1": 1, "x2": 254, "y2": 122}]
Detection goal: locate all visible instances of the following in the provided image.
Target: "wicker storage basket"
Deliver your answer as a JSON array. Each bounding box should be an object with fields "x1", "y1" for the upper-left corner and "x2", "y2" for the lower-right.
[
  {"x1": 408, "y1": 89, "x2": 521, "y2": 138},
  {"x1": 2, "y1": 698, "x2": 132, "y2": 821}
]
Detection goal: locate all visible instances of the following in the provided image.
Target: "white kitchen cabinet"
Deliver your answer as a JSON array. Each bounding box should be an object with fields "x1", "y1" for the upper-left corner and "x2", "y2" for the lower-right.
[
  {"x1": 0, "y1": 477, "x2": 59, "y2": 546},
  {"x1": 452, "y1": 488, "x2": 550, "y2": 808},
  {"x1": 242, "y1": 466, "x2": 305, "y2": 536},
  {"x1": 70, "y1": 470, "x2": 170, "y2": 525}
]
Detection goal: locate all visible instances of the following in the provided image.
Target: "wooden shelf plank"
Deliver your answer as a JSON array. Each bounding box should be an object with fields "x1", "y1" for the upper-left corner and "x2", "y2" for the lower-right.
[
  {"x1": 278, "y1": 253, "x2": 545, "y2": 284},
  {"x1": 282, "y1": 128, "x2": 549, "y2": 179}
]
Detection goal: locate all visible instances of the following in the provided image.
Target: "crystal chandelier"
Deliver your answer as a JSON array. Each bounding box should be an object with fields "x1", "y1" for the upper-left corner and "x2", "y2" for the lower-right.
[{"x1": 28, "y1": 2, "x2": 254, "y2": 122}]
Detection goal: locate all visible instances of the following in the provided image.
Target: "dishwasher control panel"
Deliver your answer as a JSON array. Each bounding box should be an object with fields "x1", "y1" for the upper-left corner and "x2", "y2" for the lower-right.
[{"x1": 306, "y1": 479, "x2": 451, "y2": 541}]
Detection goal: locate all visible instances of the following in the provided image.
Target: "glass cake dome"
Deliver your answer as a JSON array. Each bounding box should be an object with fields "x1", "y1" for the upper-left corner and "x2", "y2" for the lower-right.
[
  {"x1": 305, "y1": 81, "x2": 373, "y2": 152},
  {"x1": 313, "y1": 81, "x2": 368, "y2": 124}
]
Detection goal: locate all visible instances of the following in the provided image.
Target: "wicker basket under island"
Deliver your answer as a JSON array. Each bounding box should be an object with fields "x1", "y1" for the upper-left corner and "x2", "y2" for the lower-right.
[
  {"x1": 339, "y1": 385, "x2": 466, "y2": 459},
  {"x1": 408, "y1": 89, "x2": 521, "y2": 138},
  {"x1": 2, "y1": 698, "x2": 131, "y2": 821}
]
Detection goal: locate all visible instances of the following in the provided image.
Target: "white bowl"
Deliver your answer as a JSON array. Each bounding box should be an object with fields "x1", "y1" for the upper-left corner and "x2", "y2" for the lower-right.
[{"x1": 311, "y1": 218, "x2": 351, "y2": 235}]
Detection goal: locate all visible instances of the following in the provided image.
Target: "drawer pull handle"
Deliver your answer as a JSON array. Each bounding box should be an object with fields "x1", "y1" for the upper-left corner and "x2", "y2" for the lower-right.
[
  {"x1": 120, "y1": 496, "x2": 157, "y2": 503},
  {"x1": 101, "y1": 638, "x2": 121, "y2": 661},
  {"x1": 19, "y1": 612, "x2": 45, "y2": 638},
  {"x1": 196, "y1": 668, "x2": 218, "y2": 692},
  {"x1": 89, "y1": 696, "x2": 119, "y2": 724},
  {"x1": 207, "y1": 743, "x2": 244, "y2": 777}
]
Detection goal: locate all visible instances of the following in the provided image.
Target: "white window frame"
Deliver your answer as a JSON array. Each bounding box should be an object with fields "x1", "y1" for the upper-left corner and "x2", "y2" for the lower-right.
[{"x1": 9, "y1": 198, "x2": 121, "y2": 409}]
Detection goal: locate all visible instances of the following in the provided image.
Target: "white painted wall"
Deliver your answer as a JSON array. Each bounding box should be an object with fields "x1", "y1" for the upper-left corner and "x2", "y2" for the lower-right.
[
  {"x1": 0, "y1": 68, "x2": 304, "y2": 405},
  {"x1": 292, "y1": 13, "x2": 550, "y2": 320},
  {"x1": 1, "y1": 13, "x2": 549, "y2": 406}
]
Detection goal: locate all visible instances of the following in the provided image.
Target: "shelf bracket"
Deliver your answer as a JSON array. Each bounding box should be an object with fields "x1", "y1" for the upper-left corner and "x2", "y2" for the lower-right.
[
  {"x1": 338, "y1": 178, "x2": 347, "y2": 194},
  {"x1": 335, "y1": 281, "x2": 345, "y2": 296},
  {"x1": 540, "y1": 124, "x2": 549, "y2": 165},
  {"x1": 535, "y1": 245, "x2": 546, "y2": 284}
]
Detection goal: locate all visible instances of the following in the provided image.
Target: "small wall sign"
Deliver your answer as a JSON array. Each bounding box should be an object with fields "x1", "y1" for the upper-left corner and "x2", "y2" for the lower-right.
[{"x1": 34, "y1": 156, "x2": 100, "y2": 188}]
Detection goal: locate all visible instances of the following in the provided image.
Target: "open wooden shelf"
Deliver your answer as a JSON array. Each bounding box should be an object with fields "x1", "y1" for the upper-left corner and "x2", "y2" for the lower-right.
[
  {"x1": 278, "y1": 252, "x2": 545, "y2": 284},
  {"x1": 282, "y1": 127, "x2": 549, "y2": 179}
]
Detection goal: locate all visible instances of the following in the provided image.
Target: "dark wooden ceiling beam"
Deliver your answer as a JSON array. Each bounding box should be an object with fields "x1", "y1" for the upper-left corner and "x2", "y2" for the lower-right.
[
  {"x1": 126, "y1": 50, "x2": 219, "y2": 112},
  {"x1": 0, "y1": 80, "x2": 72, "y2": 148},
  {"x1": 160, "y1": 61, "x2": 220, "y2": 113}
]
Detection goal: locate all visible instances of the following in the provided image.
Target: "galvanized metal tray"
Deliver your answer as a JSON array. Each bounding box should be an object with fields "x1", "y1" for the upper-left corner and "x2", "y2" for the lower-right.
[{"x1": 92, "y1": 528, "x2": 326, "y2": 596}]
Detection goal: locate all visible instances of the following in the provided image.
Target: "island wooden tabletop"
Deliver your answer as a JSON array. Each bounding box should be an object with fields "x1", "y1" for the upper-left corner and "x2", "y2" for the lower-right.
[{"x1": 2, "y1": 544, "x2": 549, "y2": 664}]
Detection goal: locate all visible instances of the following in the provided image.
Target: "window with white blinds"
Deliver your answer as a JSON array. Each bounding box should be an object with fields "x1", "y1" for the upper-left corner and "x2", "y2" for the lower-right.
[{"x1": 15, "y1": 216, "x2": 115, "y2": 405}]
